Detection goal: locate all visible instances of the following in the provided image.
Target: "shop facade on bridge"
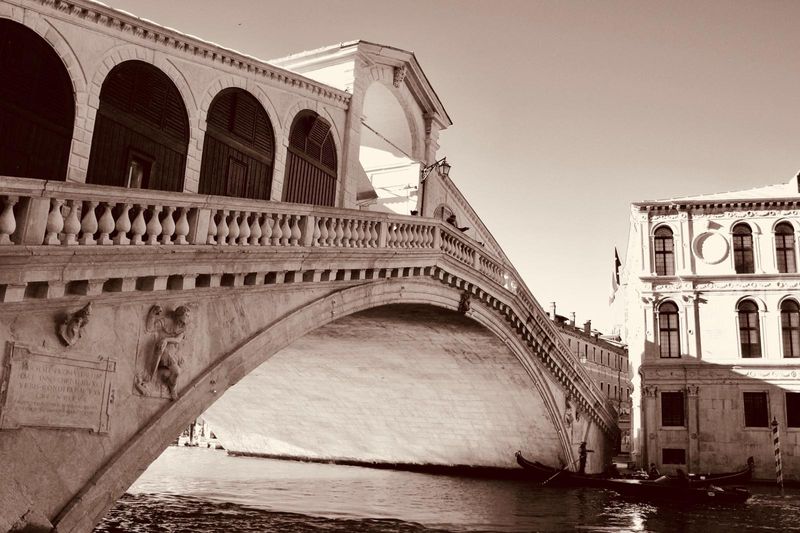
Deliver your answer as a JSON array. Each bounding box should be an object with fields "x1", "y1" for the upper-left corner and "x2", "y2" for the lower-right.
[{"x1": 621, "y1": 176, "x2": 800, "y2": 480}]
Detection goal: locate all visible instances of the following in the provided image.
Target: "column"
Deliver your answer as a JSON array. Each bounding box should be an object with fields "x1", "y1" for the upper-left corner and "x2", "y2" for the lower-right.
[
  {"x1": 643, "y1": 384, "x2": 659, "y2": 468},
  {"x1": 686, "y1": 384, "x2": 700, "y2": 472}
]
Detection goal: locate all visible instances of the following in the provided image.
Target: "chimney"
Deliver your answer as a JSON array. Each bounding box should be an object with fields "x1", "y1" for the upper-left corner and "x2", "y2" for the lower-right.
[
  {"x1": 796, "y1": 171, "x2": 800, "y2": 193},
  {"x1": 569, "y1": 312, "x2": 576, "y2": 326},
  {"x1": 549, "y1": 302, "x2": 557, "y2": 320},
  {"x1": 584, "y1": 320, "x2": 592, "y2": 334}
]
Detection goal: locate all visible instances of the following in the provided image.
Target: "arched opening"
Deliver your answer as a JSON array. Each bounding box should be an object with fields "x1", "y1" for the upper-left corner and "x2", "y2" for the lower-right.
[
  {"x1": 86, "y1": 60, "x2": 189, "y2": 191},
  {"x1": 737, "y1": 299, "x2": 761, "y2": 358},
  {"x1": 0, "y1": 19, "x2": 74, "y2": 181},
  {"x1": 780, "y1": 298, "x2": 800, "y2": 358},
  {"x1": 775, "y1": 222, "x2": 796, "y2": 274},
  {"x1": 657, "y1": 301, "x2": 680, "y2": 358},
  {"x1": 357, "y1": 82, "x2": 419, "y2": 214},
  {"x1": 200, "y1": 304, "x2": 563, "y2": 468},
  {"x1": 732, "y1": 223, "x2": 755, "y2": 274},
  {"x1": 282, "y1": 110, "x2": 337, "y2": 206},
  {"x1": 199, "y1": 88, "x2": 275, "y2": 200},
  {"x1": 653, "y1": 226, "x2": 675, "y2": 276}
]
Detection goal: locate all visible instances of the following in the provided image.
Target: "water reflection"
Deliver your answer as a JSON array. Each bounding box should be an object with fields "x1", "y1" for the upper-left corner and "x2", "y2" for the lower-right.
[{"x1": 97, "y1": 447, "x2": 800, "y2": 533}]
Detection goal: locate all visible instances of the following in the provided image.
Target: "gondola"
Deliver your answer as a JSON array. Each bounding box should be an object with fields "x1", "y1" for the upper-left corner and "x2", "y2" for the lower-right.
[
  {"x1": 682, "y1": 457, "x2": 754, "y2": 486},
  {"x1": 597, "y1": 477, "x2": 751, "y2": 504},
  {"x1": 514, "y1": 451, "x2": 607, "y2": 487}
]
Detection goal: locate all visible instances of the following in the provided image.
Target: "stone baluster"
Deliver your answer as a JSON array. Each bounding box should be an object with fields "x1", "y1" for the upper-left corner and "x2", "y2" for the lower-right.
[
  {"x1": 206, "y1": 209, "x2": 218, "y2": 244},
  {"x1": 130, "y1": 204, "x2": 147, "y2": 245},
  {"x1": 146, "y1": 205, "x2": 163, "y2": 245},
  {"x1": 44, "y1": 198, "x2": 64, "y2": 245},
  {"x1": 369, "y1": 221, "x2": 379, "y2": 247},
  {"x1": 280, "y1": 214, "x2": 291, "y2": 246},
  {"x1": 238, "y1": 211, "x2": 251, "y2": 245},
  {"x1": 160, "y1": 206, "x2": 176, "y2": 245},
  {"x1": 174, "y1": 207, "x2": 189, "y2": 245},
  {"x1": 290, "y1": 214, "x2": 301, "y2": 245},
  {"x1": 260, "y1": 213, "x2": 273, "y2": 245},
  {"x1": 341, "y1": 218, "x2": 352, "y2": 247},
  {"x1": 0, "y1": 195, "x2": 18, "y2": 245},
  {"x1": 317, "y1": 216, "x2": 328, "y2": 246},
  {"x1": 96, "y1": 202, "x2": 115, "y2": 245},
  {"x1": 327, "y1": 218, "x2": 338, "y2": 246},
  {"x1": 311, "y1": 215, "x2": 322, "y2": 246},
  {"x1": 249, "y1": 212, "x2": 262, "y2": 245},
  {"x1": 78, "y1": 201, "x2": 98, "y2": 245},
  {"x1": 216, "y1": 210, "x2": 230, "y2": 245},
  {"x1": 356, "y1": 220, "x2": 366, "y2": 247},
  {"x1": 271, "y1": 214, "x2": 283, "y2": 246},
  {"x1": 227, "y1": 211, "x2": 240, "y2": 245},
  {"x1": 333, "y1": 218, "x2": 344, "y2": 247},
  {"x1": 61, "y1": 199, "x2": 81, "y2": 245},
  {"x1": 398, "y1": 224, "x2": 408, "y2": 248}
]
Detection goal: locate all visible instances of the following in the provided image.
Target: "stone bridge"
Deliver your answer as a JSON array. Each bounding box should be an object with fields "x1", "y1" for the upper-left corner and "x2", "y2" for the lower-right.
[
  {"x1": 0, "y1": 0, "x2": 617, "y2": 530},
  {"x1": 0, "y1": 178, "x2": 618, "y2": 531}
]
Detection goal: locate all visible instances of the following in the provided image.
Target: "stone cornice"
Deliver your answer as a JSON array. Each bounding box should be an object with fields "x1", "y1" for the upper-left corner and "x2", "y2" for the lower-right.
[
  {"x1": 23, "y1": 0, "x2": 350, "y2": 107},
  {"x1": 641, "y1": 274, "x2": 800, "y2": 293},
  {"x1": 634, "y1": 199, "x2": 800, "y2": 214},
  {"x1": 641, "y1": 362, "x2": 800, "y2": 382}
]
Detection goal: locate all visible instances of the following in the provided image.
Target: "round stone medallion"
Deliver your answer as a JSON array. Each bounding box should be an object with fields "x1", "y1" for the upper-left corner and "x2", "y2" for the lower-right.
[{"x1": 693, "y1": 231, "x2": 729, "y2": 264}]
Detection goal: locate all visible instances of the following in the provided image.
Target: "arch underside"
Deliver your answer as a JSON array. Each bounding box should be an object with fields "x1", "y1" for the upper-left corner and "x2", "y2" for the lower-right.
[
  {"x1": 203, "y1": 303, "x2": 563, "y2": 468},
  {"x1": 42, "y1": 275, "x2": 574, "y2": 532}
]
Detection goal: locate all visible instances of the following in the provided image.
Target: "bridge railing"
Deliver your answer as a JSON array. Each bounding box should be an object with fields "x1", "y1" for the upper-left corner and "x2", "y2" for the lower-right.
[
  {"x1": 0, "y1": 175, "x2": 616, "y2": 428},
  {"x1": 0, "y1": 177, "x2": 437, "y2": 250}
]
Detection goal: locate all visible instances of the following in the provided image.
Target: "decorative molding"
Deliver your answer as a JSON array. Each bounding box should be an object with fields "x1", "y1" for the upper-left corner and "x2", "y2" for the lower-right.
[
  {"x1": 686, "y1": 384, "x2": 700, "y2": 396},
  {"x1": 643, "y1": 385, "x2": 658, "y2": 397},
  {"x1": 457, "y1": 290, "x2": 471, "y2": 314},
  {"x1": 33, "y1": 0, "x2": 350, "y2": 107}
]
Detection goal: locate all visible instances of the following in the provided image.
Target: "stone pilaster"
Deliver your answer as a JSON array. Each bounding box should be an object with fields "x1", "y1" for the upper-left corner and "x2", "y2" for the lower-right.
[{"x1": 686, "y1": 384, "x2": 700, "y2": 472}]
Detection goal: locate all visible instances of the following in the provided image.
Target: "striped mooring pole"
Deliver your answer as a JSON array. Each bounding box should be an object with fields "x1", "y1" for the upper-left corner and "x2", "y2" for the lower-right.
[{"x1": 771, "y1": 417, "x2": 784, "y2": 491}]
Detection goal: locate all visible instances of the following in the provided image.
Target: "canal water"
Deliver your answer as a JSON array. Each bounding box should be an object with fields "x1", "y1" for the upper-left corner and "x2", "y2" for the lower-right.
[{"x1": 96, "y1": 447, "x2": 800, "y2": 532}]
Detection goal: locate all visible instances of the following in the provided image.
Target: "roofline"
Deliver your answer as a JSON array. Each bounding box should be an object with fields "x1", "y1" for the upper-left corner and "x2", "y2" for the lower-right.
[
  {"x1": 43, "y1": 0, "x2": 350, "y2": 107},
  {"x1": 632, "y1": 196, "x2": 800, "y2": 211},
  {"x1": 271, "y1": 40, "x2": 453, "y2": 129}
]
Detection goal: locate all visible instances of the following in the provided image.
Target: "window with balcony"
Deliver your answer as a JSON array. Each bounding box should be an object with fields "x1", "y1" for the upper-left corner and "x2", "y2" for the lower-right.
[
  {"x1": 775, "y1": 222, "x2": 797, "y2": 273},
  {"x1": 654, "y1": 226, "x2": 675, "y2": 276},
  {"x1": 738, "y1": 299, "x2": 762, "y2": 358},
  {"x1": 658, "y1": 301, "x2": 680, "y2": 358},
  {"x1": 743, "y1": 392, "x2": 769, "y2": 427},
  {"x1": 781, "y1": 299, "x2": 800, "y2": 358},
  {"x1": 733, "y1": 223, "x2": 755, "y2": 274},
  {"x1": 661, "y1": 391, "x2": 685, "y2": 427}
]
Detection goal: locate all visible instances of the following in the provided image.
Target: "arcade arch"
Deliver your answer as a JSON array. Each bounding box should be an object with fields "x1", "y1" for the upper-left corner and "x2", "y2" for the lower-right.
[{"x1": 0, "y1": 19, "x2": 74, "y2": 181}]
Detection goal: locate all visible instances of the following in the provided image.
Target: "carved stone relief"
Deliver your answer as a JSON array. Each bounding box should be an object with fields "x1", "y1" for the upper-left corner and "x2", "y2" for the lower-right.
[
  {"x1": 134, "y1": 304, "x2": 192, "y2": 400},
  {"x1": 57, "y1": 302, "x2": 92, "y2": 347},
  {"x1": 393, "y1": 65, "x2": 407, "y2": 88},
  {"x1": 458, "y1": 291, "x2": 471, "y2": 314}
]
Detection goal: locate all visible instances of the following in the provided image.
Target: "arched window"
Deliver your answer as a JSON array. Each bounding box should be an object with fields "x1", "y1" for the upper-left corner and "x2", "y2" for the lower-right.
[
  {"x1": 775, "y1": 222, "x2": 796, "y2": 274},
  {"x1": 653, "y1": 226, "x2": 675, "y2": 276},
  {"x1": 283, "y1": 110, "x2": 337, "y2": 206},
  {"x1": 0, "y1": 20, "x2": 74, "y2": 181},
  {"x1": 737, "y1": 300, "x2": 761, "y2": 358},
  {"x1": 658, "y1": 301, "x2": 680, "y2": 358},
  {"x1": 199, "y1": 89, "x2": 275, "y2": 200},
  {"x1": 87, "y1": 60, "x2": 189, "y2": 192},
  {"x1": 732, "y1": 224, "x2": 755, "y2": 274},
  {"x1": 433, "y1": 205, "x2": 455, "y2": 221},
  {"x1": 781, "y1": 299, "x2": 800, "y2": 358}
]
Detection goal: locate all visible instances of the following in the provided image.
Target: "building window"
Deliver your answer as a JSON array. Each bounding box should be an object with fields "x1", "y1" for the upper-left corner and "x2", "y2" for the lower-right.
[
  {"x1": 658, "y1": 301, "x2": 680, "y2": 358},
  {"x1": 787, "y1": 392, "x2": 800, "y2": 428},
  {"x1": 732, "y1": 223, "x2": 755, "y2": 274},
  {"x1": 743, "y1": 392, "x2": 769, "y2": 427},
  {"x1": 653, "y1": 226, "x2": 675, "y2": 276},
  {"x1": 738, "y1": 300, "x2": 762, "y2": 358},
  {"x1": 661, "y1": 391, "x2": 685, "y2": 427},
  {"x1": 781, "y1": 299, "x2": 800, "y2": 358},
  {"x1": 662, "y1": 448, "x2": 686, "y2": 465},
  {"x1": 775, "y1": 222, "x2": 797, "y2": 274}
]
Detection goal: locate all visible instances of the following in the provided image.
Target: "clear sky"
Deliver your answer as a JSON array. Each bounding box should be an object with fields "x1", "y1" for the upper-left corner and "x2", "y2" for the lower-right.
[{"x1": 102, "y1": 0, "x2": 800, "y2": 331}]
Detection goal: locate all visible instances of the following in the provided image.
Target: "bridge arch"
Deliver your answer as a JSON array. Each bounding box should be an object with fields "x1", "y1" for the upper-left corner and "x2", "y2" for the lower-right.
[{"x1": 54, "y1": 276, "x2": 574, "y2": 531}]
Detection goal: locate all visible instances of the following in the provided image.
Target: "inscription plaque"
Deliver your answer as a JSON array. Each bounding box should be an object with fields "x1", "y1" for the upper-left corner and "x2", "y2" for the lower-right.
[{"x1": 0, "y1": 343, "x2": 116, "y2": 433}]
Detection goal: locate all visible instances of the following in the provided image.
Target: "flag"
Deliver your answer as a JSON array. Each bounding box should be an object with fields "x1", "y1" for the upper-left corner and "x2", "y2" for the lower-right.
[{"x1": 609, "y1": 248, "x2": 622, "y2": 304}]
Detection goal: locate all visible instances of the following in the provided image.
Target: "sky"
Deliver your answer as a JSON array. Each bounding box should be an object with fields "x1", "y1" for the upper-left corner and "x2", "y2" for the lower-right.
[{"x1": 102, "y1": 0, "x2": 800, "y2": 332}]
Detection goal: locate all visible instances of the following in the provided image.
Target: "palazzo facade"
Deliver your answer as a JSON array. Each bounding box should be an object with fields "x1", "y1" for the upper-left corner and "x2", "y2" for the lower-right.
[{"x1": 622, "y1": 176, "x2": 800, "y2": 480}]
